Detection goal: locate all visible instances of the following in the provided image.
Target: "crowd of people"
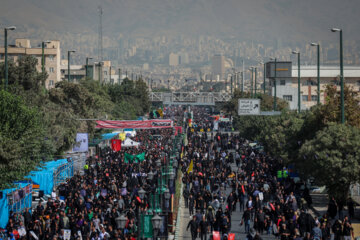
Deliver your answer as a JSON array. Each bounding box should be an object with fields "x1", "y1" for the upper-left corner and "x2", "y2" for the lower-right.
[
  {"x1": 181, "y1": 107, "x2": 357, "y2": 240},
  {"x1": 2, "y1": 105, "x2": 358, "y2": 240},
  {"x1": 3, "y1": 126, "x2": 179, "y2": 240}
]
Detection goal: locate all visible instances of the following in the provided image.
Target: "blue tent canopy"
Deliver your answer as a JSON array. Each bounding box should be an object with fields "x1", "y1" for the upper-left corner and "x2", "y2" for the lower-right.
[
  {"x1": 0, "y1": 183, "x2": 32, "y2": 228},
  {"x1": 101, "y1": 133, "x2": 118, "y2": 140},
  {"x1": 26, "y1": 159, "x2": 71, "y2": 195}
]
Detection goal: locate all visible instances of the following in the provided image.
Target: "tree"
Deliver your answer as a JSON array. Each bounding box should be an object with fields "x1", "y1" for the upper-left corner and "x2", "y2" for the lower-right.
[
  {"x1": 298, "y1": 123, "x2": 360, "y2": 204},
  {"x1": 108, "y1": 78, "x2": 150, "y2": 119},
  {"x1": 319, "y1": 84, "x2": 360, "y2": 128},
  {"x1": 0, "y1": 56, "x2": 47, "y2": 94},
  {"x1": 0, "y1": 90, "x2": 45, "y2": 188}
]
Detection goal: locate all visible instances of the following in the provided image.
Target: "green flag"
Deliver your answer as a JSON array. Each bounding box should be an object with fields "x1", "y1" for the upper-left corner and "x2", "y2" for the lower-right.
[
  {"x1": 124, "y1": 153, "x2": 134, "y2": 163},
  {"x1": 135, "y1": 152, "x2": 145, "y2": 162},
  {"x1": 125, "y1": 152, "x2": 145, "y2": 163}
]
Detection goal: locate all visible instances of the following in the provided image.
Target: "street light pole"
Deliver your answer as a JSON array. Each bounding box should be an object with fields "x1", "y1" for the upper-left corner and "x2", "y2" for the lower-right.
[
  {"x1": 118, "y1": 68, "x2": 121, "y2": 84},
  {"x1": 331, "y1": 28, "x2": 345, "y2": 124},
  {"x1": 270, "y1": 58, "x2": 277, "y2": 111},
  {"x1": 254, "y1": 67, "x2": 257, "y2": 96},
  {"x1": 110, "y1": 66, "x2": 112, "y2": 84},
  {"x1": 241, "y1": 71, "x2": 244, "y2": 95},
  {"x1": 85, "y1": 57, "x2": 93, "y2": 80},
  {"x1": 250, "y1": 67, "x2": 254, "y2": 98},
  {"x1": 67, "y1": 50, "x2": 76, "y2": 82},
  {"x1": 4, "y1": 26, "x2": 16, "y2": 91},
  {"x1": 41, "y1": 41, "x2": 51, "y2": 74},
  {"x1": 292, "y1": 51, "x2": 301, "y2": 113},
  {"x1": 311, "y1": 43, "x2": 321, "y2": 104},
  {"x1": 263, "y1": 63, "x2": 266, "y2": 94}
]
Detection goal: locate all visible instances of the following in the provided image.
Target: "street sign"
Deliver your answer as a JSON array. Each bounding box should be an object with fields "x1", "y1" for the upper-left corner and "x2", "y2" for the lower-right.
[{"x1": 238, "y1": 99, "x2": 260, "y2": 115}]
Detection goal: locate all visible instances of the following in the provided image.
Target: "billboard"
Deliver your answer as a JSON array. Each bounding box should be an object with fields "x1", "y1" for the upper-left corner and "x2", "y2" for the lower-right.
[{"x1": 266, "y1": 61, "x2": 292, "y2": 78}]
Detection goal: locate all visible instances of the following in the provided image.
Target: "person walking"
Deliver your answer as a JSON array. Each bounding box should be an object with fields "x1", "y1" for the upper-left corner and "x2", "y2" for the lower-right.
[
  {"x1": 199, "y1": 215, "x2": 208, "y2": 240},
  {"x1": 242, "y1": 207, "x2": 252, "y2": 234},
  {"x1": 187, "y1": 215, "x2": 199, "y2": 240}
]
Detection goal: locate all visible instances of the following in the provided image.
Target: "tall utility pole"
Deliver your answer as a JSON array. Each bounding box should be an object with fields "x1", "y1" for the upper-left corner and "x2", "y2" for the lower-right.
[
  {"x1": 292, "y1": 51, "x2": 301, "y2": 113},
  {"x1": 241, "y1": 71, "x2": 244, "y2": 95},
  {"x1": 254, "y1": 67, "x2": 257, "y2": 96},
  {"x1": 311, "y1": 43, "x2": 321, "y2": 105},
  {"x1": 98, "y1": 6, "x2": 103, "y2": 61},
  {"x1": 263, "y1": 63, "x2": 266, "y2": 94},
  {"x1": 250, "y1": 67, "x2": 254, "y2": 98},
  {"x1": 4, "y1": 26, "x2": 16, "y2": 91},
  {"x1": 270, "y1": 58, "x2": 277, "y2": 111},
  {"x1": 42, "y1": 41, "x2": 51, "y2": 74},
  {"x1": 331, "y1": 28, "x2": 344, "y2": 124},
  {"x1": 242, "y1": 60, "x2": 245, "y2": 93},
  {"x1": 118, "y1": 68, "x2": 121, "y2": 84},
  {"x1": 109, "y1": 66, "x2": 112, "y2": 84},
  {"x1": 68, "y1": 50, "x2": 76, "y2": 82}
]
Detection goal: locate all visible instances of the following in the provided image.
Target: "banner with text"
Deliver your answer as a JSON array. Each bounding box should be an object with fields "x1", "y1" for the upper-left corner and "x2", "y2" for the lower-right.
[{"x1": 96, "y1": 120, "x2": 173, "y2": 129}]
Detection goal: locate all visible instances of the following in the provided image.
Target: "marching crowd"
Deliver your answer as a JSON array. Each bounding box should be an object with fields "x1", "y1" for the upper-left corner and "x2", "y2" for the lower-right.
[
  {"x1": 181, "y1": 107, "x2": 357, "y2": 240},
  {"x1": 4, "y1": 127, "x2": 177, "y2": 240},
  {"x1": 2, "y1": 106, "x2": 357, "y2": 240}
]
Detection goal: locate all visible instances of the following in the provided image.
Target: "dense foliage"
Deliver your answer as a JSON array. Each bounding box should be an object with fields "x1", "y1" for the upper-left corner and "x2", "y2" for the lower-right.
[
  {"x1": 0, "y1": 90, "x2": 45, "y2": 188},
  {"x1": 228, "y1": 84, "x2": 360, "y2": 204},
  {"x1": 0, "y1": 56, "x2": 150, "y2": 188}
]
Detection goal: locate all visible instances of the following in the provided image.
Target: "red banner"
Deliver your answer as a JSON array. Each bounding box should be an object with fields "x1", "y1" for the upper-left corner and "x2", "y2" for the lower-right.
[
  {"x1": 111, "y1": 139, "x2": 121, "y2": 152},
  {"x1": 96, "y1": 119, "x2": 173, "y2": 129},
  {"x1": 228, "y1": 233, "x2": 235, "y2": 240},
  {"x1": 212, "y1": 231, "x2": 220, "y2": 240}
]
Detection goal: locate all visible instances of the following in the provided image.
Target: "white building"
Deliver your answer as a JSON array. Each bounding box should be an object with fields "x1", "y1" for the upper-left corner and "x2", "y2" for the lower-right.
[{"x1": 270, "y1": 65, "x2": 360, "y2": 110}]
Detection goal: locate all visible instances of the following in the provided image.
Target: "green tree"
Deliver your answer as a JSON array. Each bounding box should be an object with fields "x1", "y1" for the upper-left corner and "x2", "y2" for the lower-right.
[
  {"x1": 319, "y1": 84, "x2": 360, "y2": 128},
  {"x1": 0, "y1": 56, "x2": 47, "y2": 94},
  {"x1": 0, "y1": 90, "x2": 45, "y2": 188},
  {"x1": 298, "y1": 123, "x2": 360, "y2": 204}
]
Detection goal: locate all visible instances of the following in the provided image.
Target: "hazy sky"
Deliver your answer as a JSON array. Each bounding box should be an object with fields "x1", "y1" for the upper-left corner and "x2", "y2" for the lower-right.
[{"x1": 1, "y1": 0, "x2": 359, "y2": 43}]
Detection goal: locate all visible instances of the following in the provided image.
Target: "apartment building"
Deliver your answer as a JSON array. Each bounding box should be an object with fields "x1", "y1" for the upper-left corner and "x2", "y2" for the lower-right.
[
  {"x1": 0, "y1": 38, "x2": 61, "y2": 89},
  {"x1": 60, "y1": 60, "x2": 122, "y2": 84},
  {"x1": 269, "y1": 65, "x2": 360, "y2": 110}
]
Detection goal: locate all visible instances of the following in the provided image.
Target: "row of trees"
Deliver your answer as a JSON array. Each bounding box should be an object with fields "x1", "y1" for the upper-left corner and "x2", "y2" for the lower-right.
[
  {"x1": 0, "y1": 56, "x2": 150, "y2": 188},
  {"x1": 225, "y1": 86, "x2": 360, "y2": 204}
]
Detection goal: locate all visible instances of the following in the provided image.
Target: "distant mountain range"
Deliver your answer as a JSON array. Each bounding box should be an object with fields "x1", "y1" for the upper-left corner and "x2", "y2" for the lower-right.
[{"x1": 1, "y1": 0, "x2": 359, "y2": 56}]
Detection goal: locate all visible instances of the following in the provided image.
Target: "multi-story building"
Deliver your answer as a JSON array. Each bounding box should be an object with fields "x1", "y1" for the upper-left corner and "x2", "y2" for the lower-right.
[
  {"x1": 0, "y1": 38, "x2": 61, "y2": 89},
  {"x1": 212, "y1": 55, "x2": 225, "y2": 80},
  {"x1": 269, "y1": 65, "x2": 360, "y2": 110},
  {"x1": 169, "y1": 53, "x2": 179, "y2": 66},
  {"x1": 61, "y1": 60, "x2": 122, "y2": 85}
]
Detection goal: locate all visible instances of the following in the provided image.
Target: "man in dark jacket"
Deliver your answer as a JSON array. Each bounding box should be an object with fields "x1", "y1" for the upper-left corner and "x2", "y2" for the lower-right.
[
  {"x1": 199, "y1": 215, "x2": 208, "y2": 240},
  {"x1": 242, "y1": 207, "x2": 252, "y2": 234},
  {"x1": 187, "y1": 215, "x2": 199, "y2": 240}
]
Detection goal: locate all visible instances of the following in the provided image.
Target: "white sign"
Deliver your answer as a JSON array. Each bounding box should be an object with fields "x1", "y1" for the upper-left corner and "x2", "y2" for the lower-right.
[
  {"x1": 64, "y1": 229, "x2": 71, "y2": 240},
  {"x1": 238, "y1": 99, "x2": 260, "y2": 115}
]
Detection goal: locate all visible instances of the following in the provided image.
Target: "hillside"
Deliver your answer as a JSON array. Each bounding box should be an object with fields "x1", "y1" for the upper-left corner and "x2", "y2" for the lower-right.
[{"x1": 1, "y1": 0, "x2": 359, "y2": 60}]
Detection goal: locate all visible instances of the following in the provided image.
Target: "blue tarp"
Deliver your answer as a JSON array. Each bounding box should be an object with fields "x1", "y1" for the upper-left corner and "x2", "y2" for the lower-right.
[
  {"x1": 0, "y1": 183, "x2": 32, "y2": 228},
  {"x1": 26, "y1": 159, "x2": 69, "y2": 195},
  {"x1": 101, "y1": 133, "x2": 118, "y2": 140}
]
